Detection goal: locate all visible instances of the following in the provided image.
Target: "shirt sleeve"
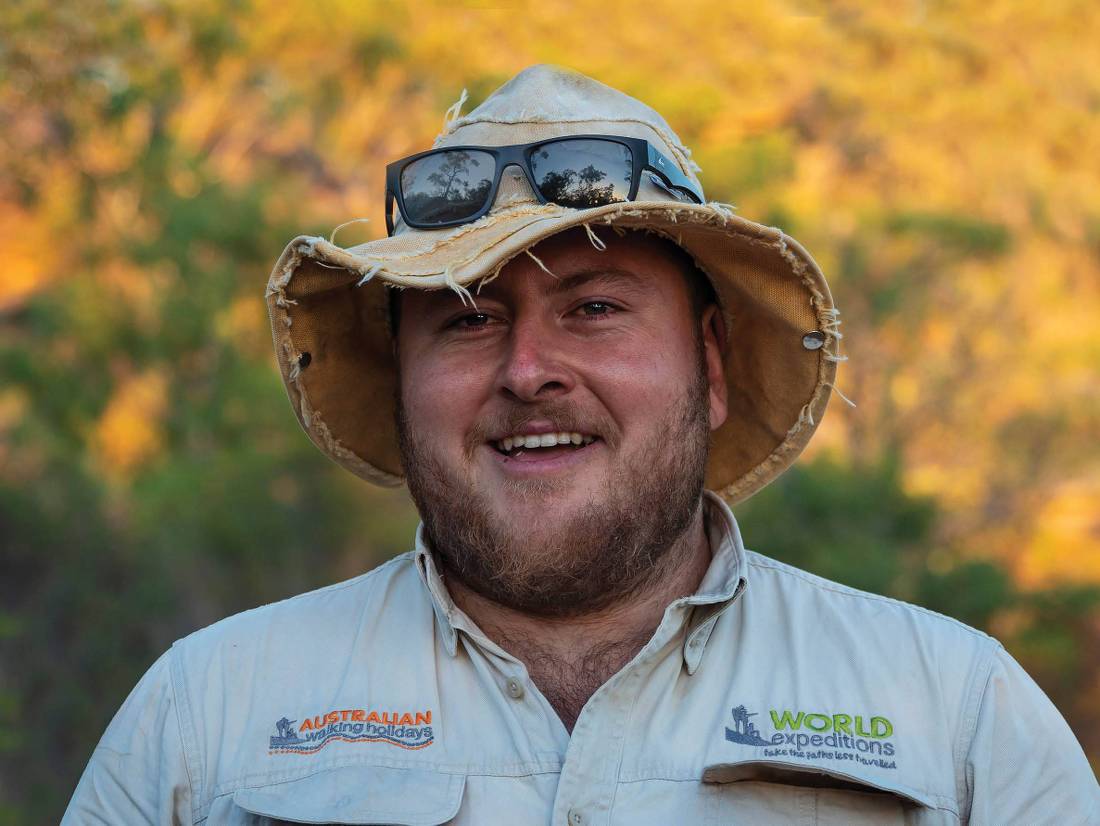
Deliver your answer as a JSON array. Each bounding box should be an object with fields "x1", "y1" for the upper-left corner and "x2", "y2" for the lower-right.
[
  {"x1": 965, "y1": 642, "x2": 1100, "y2": 825},
  {"x1": 62, "y1": 648, "x2": 194, "y2": 825}
]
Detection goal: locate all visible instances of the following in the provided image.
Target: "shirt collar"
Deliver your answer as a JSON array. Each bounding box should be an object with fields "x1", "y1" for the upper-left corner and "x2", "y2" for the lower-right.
[
  {"x1": 413, "y1": 488, "x2": 750, "y2": 668},
  {"x1": 413, "y1": 530, "x2": 461, "y2": 656},
  {"x1": 680, "y1": 490, "x2": 749, "y2": 674}
]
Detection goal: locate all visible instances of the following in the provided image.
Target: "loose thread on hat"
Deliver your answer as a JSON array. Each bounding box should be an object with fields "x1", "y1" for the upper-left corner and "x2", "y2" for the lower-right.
[
  {"x1": 582, "y1": 222, "x2": 607, "y2": 251},
  {"x1": 797, "y1": 402, "x2": 815, "y2": 428},
  {"x1": 825, "y1": 381, "x2": 858, "y2": 408},
  {"x1": 681, "y1": 144, "x2": 703, "y2": 174},
  {"x1": 442, "y1": 87, "x2": 469, "y2": 132},
  {"x1": 443, "y1": 266, "x2": 476, "y2": 307},
  {"x1": 524, "y1": 248, "x2": 559, "y2": 279},
  {"x1": 819, "y1": 305, "x2": 847, "y2": 363},
  {"x1": 329, "y1": 217, "x2": 371, "y2": 247},
  {"x1": 706, "y1": 201, "x2": 737, "y2": 221},
  {"x1": 476, "y1": 263, "x2": 505, "y2": 293},
  {"x1": 356, "y1": 264, "x2": 381, "y2": 287}
]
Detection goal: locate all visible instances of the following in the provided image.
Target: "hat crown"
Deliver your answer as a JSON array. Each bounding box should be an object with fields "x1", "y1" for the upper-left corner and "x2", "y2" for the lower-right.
[{"x1": 434, "y1": 64, "x2": 702, "y2": 187}]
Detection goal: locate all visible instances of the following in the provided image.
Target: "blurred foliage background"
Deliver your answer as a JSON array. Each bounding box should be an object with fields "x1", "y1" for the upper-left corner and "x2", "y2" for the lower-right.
[{"x1": 2, "y1": 0, "x2": 1098, "y2": 820}]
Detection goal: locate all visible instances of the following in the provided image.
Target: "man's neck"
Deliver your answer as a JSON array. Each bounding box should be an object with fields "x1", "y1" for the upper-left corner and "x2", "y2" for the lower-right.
[{"x1": 440, "y1": 506, "x2": 713, "y2": 732}]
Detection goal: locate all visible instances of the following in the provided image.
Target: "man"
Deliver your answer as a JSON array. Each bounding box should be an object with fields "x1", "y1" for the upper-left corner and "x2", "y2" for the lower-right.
[{"x1": 65, "y1": 65, "x2": 1097, "y2": 824}]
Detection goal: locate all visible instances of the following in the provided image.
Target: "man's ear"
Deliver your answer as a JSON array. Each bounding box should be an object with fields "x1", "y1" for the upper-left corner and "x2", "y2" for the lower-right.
[{"x1": 701, "y1": 304, "x2": 728, "y2": 432}]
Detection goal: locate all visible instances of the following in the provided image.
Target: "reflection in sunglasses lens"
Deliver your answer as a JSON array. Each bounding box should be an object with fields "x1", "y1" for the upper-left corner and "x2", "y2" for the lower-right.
[
  {"x1": 529, "y1": 139, "x2": 632, "y2": 208},
  {"x1": 401, "y1": 150, "x2": 495, "y2": 225}
]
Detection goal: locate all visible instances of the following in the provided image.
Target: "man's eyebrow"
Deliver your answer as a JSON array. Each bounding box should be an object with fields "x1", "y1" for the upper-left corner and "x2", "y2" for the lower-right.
[
  {"x1": 544, "y1": 267, "x2": 649, "y2": 295},
  {"x1": 458, "y1": 267, "x2": 649, "y2": 307}
]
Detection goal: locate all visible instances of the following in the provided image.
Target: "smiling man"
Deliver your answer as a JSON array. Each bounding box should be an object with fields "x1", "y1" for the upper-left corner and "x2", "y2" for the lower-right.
[{"x1": 65, "y1": 65, "x2": 1098, "y2": 825}]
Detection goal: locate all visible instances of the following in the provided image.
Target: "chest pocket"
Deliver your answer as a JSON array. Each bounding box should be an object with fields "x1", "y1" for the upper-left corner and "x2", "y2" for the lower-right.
[
  {"x1": 230, "y1": 764, "x2": 465, "y2": 825},
  {"x1": 701, "y1": 761, "x2": 944, "y2": 826}
]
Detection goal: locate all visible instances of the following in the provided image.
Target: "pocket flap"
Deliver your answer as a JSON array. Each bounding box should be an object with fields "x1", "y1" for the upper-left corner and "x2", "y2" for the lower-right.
[
  {"x1": 702, "y1": 759, "x2": 938, "y2": 810},
  {"x1": 232, "y1": 764, "x2": 465, "y2": 825}
]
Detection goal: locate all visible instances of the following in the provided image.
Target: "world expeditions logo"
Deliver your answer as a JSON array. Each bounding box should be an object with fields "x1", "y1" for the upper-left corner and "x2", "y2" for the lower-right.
[
  {"x1": 269, "y1": 707, "x2": 434, "y2": 755},
  {"x1": 724, "y1": 705, "x2": 773, "y2": 746},
  {"x1": 724, "y1": 703, "x2": 898, "y2": 770}
]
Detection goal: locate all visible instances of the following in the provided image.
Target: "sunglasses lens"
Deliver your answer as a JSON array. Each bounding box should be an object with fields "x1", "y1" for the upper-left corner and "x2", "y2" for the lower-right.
[
  {"x1": 400, "y1": 149, "x2": 495, "y2": 226},
  {"x1": 529, "y1": 139, "x2": 632, "y2": 208}
]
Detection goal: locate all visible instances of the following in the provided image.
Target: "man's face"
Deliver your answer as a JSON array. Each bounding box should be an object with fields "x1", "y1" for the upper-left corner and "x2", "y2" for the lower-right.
[{"x1": 395, "y1": 228, "x2": 728, "y2": 616}]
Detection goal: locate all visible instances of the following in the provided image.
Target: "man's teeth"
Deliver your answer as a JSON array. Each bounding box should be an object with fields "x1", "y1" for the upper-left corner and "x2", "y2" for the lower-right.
[{"x1": 498, "y1": 432, "x2": 595, "y2": 451}]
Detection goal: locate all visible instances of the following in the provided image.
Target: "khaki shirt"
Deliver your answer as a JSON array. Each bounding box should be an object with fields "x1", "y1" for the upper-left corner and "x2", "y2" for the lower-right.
[{"x1": 64, "y1": 492, "x2": 1099, "y2": 825}]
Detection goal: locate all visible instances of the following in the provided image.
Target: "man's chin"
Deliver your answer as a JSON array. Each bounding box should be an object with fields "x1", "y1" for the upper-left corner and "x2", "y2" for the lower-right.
[{"x1": 480, "y1": 481, "x2": 597, "y2": 522}]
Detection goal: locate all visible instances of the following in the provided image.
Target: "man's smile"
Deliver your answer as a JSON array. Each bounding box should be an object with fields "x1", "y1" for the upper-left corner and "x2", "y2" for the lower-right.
[
  {"x1": 484, "y1": 427, "x2": 604, "y2": 473},
  {"x1": 492, "y1": 430, "x2": 598, "y2": 455}
]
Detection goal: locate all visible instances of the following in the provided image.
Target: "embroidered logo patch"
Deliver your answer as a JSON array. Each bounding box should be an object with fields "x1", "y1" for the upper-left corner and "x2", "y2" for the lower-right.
[
  {"x1": 269, "y1": 708, "x2": 434, "y2": 755},
  {"x1": 724, "y1": 703, "x2": 897, "y2": 770}
]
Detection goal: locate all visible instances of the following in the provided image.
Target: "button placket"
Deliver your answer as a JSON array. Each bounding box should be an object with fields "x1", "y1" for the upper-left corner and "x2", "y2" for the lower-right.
[{"x1": 554, "y1": 619, "x2": 679, "y2": 826}]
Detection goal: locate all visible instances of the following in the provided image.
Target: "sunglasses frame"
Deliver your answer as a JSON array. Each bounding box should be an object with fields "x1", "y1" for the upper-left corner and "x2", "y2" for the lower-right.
[{"x1": 384, "y1": 135, "x2": 704, "y2": 236}]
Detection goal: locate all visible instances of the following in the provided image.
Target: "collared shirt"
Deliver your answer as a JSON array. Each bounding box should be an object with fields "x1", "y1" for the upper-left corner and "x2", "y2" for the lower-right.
[{"x1": 64, "y1": 491, "x2": 1099, "y2": 825}]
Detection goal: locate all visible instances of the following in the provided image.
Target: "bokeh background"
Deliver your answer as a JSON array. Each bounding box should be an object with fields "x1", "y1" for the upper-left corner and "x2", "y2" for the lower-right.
[{"x1": 2, "y1": 0, "x2": 1099, "y2": 820}]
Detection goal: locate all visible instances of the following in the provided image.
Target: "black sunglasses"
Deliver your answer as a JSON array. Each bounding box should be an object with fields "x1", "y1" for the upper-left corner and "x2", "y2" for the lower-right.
[{"x1": 384, "y1": 135, "x2": 704, "y2": 236}]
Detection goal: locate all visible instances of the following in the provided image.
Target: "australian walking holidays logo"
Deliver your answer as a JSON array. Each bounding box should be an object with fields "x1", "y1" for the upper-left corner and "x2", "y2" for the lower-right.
[
  {"x1": 725, "y1": 703, "x2": 897, "y2": 770},
  {"x1": 269, "y1": 707, "x2": 434, "y2": 755}
]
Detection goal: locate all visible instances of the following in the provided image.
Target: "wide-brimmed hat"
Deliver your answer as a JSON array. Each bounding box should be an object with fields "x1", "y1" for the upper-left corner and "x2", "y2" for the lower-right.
[{"x1": 264, "y1": 64, "x2": 849, "y2": 504}]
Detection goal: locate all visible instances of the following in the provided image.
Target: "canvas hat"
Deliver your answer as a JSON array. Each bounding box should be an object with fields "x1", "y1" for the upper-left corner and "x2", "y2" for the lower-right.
[{"x1": 264, "y1": 64, "x2": 849, "y2": 504}]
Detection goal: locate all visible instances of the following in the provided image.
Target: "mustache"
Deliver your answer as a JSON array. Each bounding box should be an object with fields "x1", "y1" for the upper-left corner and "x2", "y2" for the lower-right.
[{"x1": 467, "y1": 401, "x2": 620, "y2": 453}]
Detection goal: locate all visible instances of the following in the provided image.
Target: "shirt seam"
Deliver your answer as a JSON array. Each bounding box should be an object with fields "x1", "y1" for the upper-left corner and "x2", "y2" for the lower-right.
[
  {"x1": 208, "y1": 756, "x2": 565, "y2": 800},
  {"x1": 204, "y1": 762, "x2": 565, "y2": 809},
  {"x1": 954, "y1": 639, "x2": 1001, "y2": 820},
  {"x1": 168, "y1": 644, "x2": 204, "y2": 825},
  {"x1": 746, "y1": 556, "x2": 994, "y2": 641},
  {"x1": 607, "y1": 668, "x2": 647, "y2": 816},
  {"x1": 615, "y1": 774, "x2": 960, "y2": 815}
]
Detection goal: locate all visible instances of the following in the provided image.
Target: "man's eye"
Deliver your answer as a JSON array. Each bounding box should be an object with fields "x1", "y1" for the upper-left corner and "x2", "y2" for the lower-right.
[
  {"x1": 452, "y1": 312, "x2": 491, "y2": 329},
  {"x1": 579, "y1": 301, "x2": 613, "y2": 316}
]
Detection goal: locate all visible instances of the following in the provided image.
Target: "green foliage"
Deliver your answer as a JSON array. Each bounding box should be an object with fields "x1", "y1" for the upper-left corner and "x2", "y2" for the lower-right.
[
  {"x1": 884, "y1": 211, "x2": 1012, "y2": 257},
  {"x1": 697, "y1": 133, "x2": 797, "y2": 197},
  {"x1": 0, "y1": 118, "x2": 419, "y2": 826},
  {"x1": 732, "y1": 450, "x2": 936, "y2": 596}
]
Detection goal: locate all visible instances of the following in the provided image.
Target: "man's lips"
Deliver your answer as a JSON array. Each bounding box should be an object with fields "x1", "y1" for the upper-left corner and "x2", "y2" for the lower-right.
[
  {"x1": 491, "y1": 430, "x2": 597, "y2": 455},
  {"x1": 484, "y1": 437, "x2": 603, "y2": 473}
]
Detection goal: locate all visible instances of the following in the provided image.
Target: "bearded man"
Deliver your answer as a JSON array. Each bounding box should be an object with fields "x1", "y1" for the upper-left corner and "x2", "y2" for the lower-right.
[{"x1": 65, "y1": 65, "x2": 1098, "y2": 825}]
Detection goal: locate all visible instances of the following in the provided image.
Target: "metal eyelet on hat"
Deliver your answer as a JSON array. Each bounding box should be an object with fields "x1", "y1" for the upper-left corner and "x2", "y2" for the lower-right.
[{"x1": 802, "y1": 331, "x2": 826, "y2": 350}]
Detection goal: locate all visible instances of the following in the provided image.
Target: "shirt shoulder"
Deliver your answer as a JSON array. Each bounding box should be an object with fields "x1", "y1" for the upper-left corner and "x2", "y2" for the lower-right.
[
  {"x1": 737, "y1": 549, "x2": 1005, "y2": 812},
  {"x1": 165, "y1": 550, "x2": 441, "y2": 818},
  {"x1": 743, "y1": 549, "x2": 996, "y2": 648},
  {"x1": 173, "y1": 550, "x2": 420, "y2": 659}
]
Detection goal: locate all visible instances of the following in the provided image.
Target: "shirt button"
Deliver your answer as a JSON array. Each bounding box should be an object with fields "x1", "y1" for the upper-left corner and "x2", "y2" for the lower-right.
[
  {"x1": 505, "y1": 677, "x2": 525, "y2": 700},
  {"x1": 568, "y1": 808, "x2": 586, "y2": 826}
]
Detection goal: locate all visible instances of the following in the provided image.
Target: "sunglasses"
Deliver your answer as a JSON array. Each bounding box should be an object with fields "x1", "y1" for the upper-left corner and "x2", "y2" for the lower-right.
[{"x1": 384, "y1": 135, "x2": 704, "y2": 236}]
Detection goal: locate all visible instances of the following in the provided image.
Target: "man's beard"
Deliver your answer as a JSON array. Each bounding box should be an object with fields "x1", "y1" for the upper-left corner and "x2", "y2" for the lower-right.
[{"x1": 396, "y1": 344, "x2": 711, "y2": 618}]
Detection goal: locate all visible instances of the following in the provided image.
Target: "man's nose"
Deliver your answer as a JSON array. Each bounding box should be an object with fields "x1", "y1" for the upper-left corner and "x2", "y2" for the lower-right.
[{"x1": 496, "y1": 314, "x2": 574, "y2": 403}]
